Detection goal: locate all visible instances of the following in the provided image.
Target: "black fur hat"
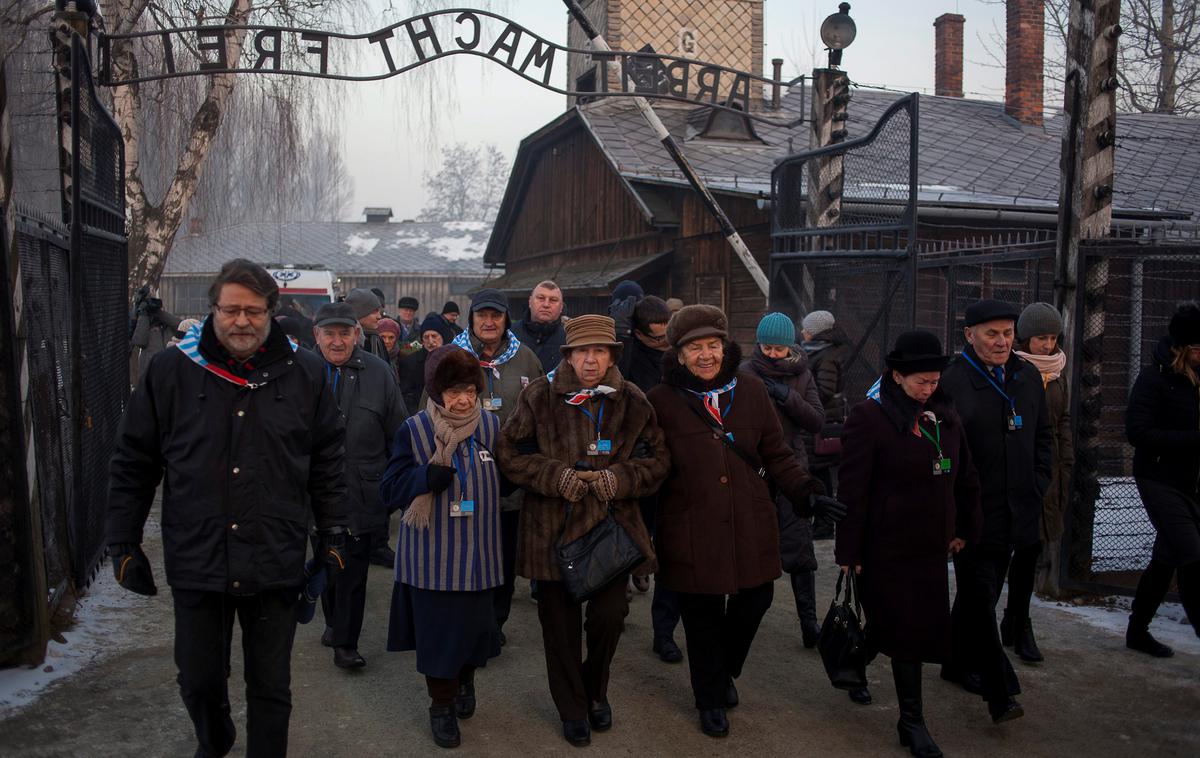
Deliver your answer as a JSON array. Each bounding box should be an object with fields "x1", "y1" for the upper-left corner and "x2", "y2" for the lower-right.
[
  {"x1": 425, "y1": 346, "x2": 485, "y2": 404},
  {"x1": 1168, "y1": 301, "x2": 1200, "y2": 348}
]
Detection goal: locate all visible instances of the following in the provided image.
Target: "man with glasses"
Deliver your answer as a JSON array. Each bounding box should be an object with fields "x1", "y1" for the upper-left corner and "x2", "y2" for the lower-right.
[
  {"x1": 938, "y1": 299, "x2": 1052, "y2": 726},
  {"x1": 107, "y1": 259, "x2": 349, "y2": 758}
]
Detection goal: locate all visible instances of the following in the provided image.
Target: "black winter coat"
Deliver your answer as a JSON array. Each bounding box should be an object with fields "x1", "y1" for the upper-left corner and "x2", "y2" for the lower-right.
[
  {"x1": 106, "y1": 319, "x2": 347, "y2": 593},
  {"x1": 939, "y1": 346, "x2": 1052, "y2": 548},
  {"x1": 324, "y1": 346, "x2": 409, "y2": 534},
  {"x1": 511, "y1": 318, "x2": 566, "y2": 374},
  {"x1": 619, "y1": 335, "x2": 667, "y2": 394},
  {"x1": 802, "y1": 326, "x2": 852, "y2": 468},
  {"x1": 742, "y1": 345, "x2": 824, "y2": 574},
  {"x1": 835, "y1": 381, "x2": 982, "y2": 662},
  {"x1": 1127, "y1": 336, "x2": 1200, "y2": 496},
  {"x1": 398, "y1": 347, "x2": 429, "y2": 413}
]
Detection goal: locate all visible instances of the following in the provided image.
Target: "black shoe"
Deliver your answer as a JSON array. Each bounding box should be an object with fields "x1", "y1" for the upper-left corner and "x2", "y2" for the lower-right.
[
  {"x1": 699, "y1": 708, "x2": 729, "y2": 738},
  {"x1": 1000, "y1": 609, "x2": 1014, "y2": 647},
  {"x1": 587, "y1": 700, "x2": 612, "y2": 731},
  {"x1": 455, "y1": 682, "x2": 476, "y2": 720},
  {"x1": 429, "y1": 705, "x2": 461, "y2": 748},
  {"x1": 959, "y1": 671, "x2": 984, "y2": 696},
  {"x1": 320, "y1": 626, "x2": 334, "y2": 647},
  {"x1": 988, "y1": 698, "x2": 1025, "y2": 724},
  {"x1": 652, "y1": 636, "x2": 684, "y2": 663},
  {"x1": 893, "y1": 661, "x2": 941, "y2": 758},
  {"x1": 725, "y1": 679, "x2": 739, "y2": 708},
  {"x1": 848, "y1": 687, "x2": 872, "y2": 705},
  {"x1": 801, "y1": 618, "x2": 821, "y2": 649},
  {"x1": 370, "y1": 545, "x2": 396, "y2": 569},
  {"x1": 632, "y1": 575, "x2": 651, "y2": 593},
  {"x1": 333, "y1": 647, "x2": 366, "y2": 669},
  {"x1": 562, "y1": 719, "x2": 591, "y2": 747},
  {"x1": 1126, "y1": 627, "x2": 1174, "y2": 658},
  {"x1": 1015, "y1": 619, "x2": 1044, "y2": 663}
]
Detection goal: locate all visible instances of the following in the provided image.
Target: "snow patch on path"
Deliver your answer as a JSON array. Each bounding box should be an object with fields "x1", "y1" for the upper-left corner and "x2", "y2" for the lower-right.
[{"x1": 1033, "y1": 594, "x2": 1198, "y2": 655}]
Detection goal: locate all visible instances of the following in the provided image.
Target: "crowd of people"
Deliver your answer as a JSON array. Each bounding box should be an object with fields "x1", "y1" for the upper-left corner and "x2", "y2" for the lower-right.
[{"x1": 106, "y1": 258, "x2": 1199, "y2": 757}]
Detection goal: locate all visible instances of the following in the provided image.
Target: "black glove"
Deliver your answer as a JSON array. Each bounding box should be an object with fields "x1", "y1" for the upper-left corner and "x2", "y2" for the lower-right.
[
  {"x1": 764, "y1": 378, "x2": 789, "y2": 404},
  {"x1": 632, "y1": 437, "x2": 652, "y2": 459},
  {"x1": 317, "y1": 527, "x2": 348, "y2": 585},
  {"x1": 810, "y1": 494, "x2": 848, "y2": 523},
  {"x1": 109, "y1": 543, "x2": 157, "y2": 596},
  {"x1": 426, "y1": 463, "x2": 456, "y2": 494}
]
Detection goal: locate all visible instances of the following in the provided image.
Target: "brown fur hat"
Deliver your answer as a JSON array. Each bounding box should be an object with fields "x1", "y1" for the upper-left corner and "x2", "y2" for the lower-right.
[
  {"x1": 425, "y1": 345, "x2": 485, "y2": 403},
  {"x1": 667, "y1": 304, "x2": 728, "y2": 349}
]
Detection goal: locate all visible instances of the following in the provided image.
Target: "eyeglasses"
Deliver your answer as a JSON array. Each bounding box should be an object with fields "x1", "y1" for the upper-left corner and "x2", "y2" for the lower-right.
[{"x1": 213, "y1": 304, "x2": 270, "y2": 319}]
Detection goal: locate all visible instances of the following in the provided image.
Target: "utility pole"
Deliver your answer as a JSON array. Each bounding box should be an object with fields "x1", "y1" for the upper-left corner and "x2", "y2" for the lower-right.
[{"x1": 1055, "y1": 0, "x2": 1121, "y2": 595}]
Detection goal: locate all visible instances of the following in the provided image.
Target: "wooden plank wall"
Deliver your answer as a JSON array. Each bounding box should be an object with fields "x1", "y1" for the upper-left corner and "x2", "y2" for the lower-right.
[{"x1": 502, "y1": 127, "x2": 656, "y2": 266}]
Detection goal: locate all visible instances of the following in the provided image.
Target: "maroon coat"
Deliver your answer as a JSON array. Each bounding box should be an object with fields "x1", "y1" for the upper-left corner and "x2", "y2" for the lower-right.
[
  {"x1": 647, "y1": 342, "x2": 822, "y2": 595},
  {"x1": 835, "y1": 380, "x2": 983, "y2": 663}
]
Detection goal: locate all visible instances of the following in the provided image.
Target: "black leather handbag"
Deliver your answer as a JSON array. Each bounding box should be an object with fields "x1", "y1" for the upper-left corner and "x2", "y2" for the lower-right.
[
  {"x1": 555, "y1": 501, "x2": 646, "y2": 602},
  {"x1": 818, "y1": 571, "x2": 869, "y2": 690}
]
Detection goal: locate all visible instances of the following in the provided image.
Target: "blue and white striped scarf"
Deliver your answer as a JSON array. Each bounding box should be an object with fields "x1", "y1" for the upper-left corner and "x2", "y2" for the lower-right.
[
  {"x1": 684, "y1": 377, "x2": 738, "y2": 427},
  {"x1": 452, "y1": 328, "x2": 522, "y2": 378},
  {"x1": 176, "y1": 319, "x2": 297, "y2": 387}
]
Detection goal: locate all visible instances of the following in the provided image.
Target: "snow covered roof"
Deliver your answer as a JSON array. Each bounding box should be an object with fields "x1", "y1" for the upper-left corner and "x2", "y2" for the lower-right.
[{"x1": 164, "y1": 220, "x2": 495, "y2": 276}]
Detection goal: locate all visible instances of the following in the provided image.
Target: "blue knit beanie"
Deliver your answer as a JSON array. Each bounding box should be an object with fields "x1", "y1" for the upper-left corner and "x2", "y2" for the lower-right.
[{"x1": 756, "y1": 312, "x2": 796, "y2": 346}]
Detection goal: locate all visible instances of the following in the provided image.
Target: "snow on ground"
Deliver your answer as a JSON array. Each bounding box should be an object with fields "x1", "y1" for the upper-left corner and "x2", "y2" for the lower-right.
[
  {"x1": 1092, "y1": 476, "x2": 1157, "y2": 572},
  {"x1": 0, "y1": 519, "x2": 160, "y2": 719},
  {"x1": 1033, "y1": 594, "x2": 1199, "y2": 655}
]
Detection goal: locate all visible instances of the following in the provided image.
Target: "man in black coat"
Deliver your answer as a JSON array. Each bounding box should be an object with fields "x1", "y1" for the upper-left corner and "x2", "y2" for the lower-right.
[
  {"x1": 938, "y1": 299, "x2": 1052, "y2": 724},
  {"x1": 347, "y1": 287, "x2": 391, "y2": 363},
  {"x1": 510, "y1": 280, "x2": 567, "y2": 374},
  {"x1": 312, "y1": 302, "x2": 409, "y2": 669},
  {"x1": 106, "y1": 259, "x2": 348, "y2": 758}
]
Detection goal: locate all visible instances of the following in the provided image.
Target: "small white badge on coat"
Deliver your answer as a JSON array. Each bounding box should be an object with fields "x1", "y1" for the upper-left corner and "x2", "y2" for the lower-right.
[{"x1": 479, "y1": 449, "x2": 494, "y2": 463}]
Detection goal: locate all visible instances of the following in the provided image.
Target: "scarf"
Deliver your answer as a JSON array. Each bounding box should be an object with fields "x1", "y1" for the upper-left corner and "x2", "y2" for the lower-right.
[
  {"x1": 564, "y1": 385, "x2": 617, "y2": 405},
  {"x1": 685, "y1": 377, "x2": 738, "y2": 427},
  {"x1": 403, "y1": 398, "x2": 482, "y2": 530},
  {"x1": 1015, "y1": 349, "x2": 1066, "y2": 386},
  {"x1": 452, "y1": 328, "x2": 522, "y2": 378},
  {"x1": 179, "y1": 319, "x2": 297, "y2": 387}
]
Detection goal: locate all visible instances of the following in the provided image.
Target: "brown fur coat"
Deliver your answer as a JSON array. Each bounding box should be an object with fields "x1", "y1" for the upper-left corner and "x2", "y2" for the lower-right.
[{"x1": 497, "y1": 359, "x2": 670, "y2": 581}]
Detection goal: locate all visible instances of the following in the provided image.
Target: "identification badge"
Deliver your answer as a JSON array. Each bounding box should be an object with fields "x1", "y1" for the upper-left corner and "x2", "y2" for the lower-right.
[
  {"x1": 478, "y1": 449, "x2": 494, "y2": 463},
  {"x1": 1008, "y1": 413, "x2": 1023, "y2": 431},
  {"x1": 587, "y1": 439, "x2": 613, "y2": 456},
  {"x1": 482, "y1": 397, "x2": 503, "y2": 412},
  {"x1": 450, "y1": 500, "x2": 475, "y2": 517},
  {"x1": 933, "y1": 457, "x2": 952, "y2": 476}
]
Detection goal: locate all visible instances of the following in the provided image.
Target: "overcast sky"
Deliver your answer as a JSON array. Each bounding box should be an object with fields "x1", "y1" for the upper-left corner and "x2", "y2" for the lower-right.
[{"x1": 334, "y1": 0, "x2": 1034, "y2": 222}]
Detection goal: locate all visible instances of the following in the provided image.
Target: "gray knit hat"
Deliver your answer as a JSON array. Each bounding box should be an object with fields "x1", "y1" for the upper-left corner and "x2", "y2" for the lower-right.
[
  {"x1": 802, "y1": 310, "x2": 835, "y2": 336},
  {"x1": 1017, "y1": 302, "x2": 1063, "y2": 340},
  {"x1": 346, "y1": 288, "x2": 382, "y2": 320}
]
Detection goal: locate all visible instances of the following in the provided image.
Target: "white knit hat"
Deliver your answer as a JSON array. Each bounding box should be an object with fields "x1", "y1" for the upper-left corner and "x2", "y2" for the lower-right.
[{"x1": 802, "y1": 310, "x2": 836, "y2": 336}]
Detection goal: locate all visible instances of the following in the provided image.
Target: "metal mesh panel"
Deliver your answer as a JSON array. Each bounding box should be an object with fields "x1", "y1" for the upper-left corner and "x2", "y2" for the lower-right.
[
  {"x1": 17, "y1": 221, "x2": 74, "y2": 598},
  {"x1": 73, "y1": 233, "x2": 129, "y2": 584},
  {"x1": 72, "y1": 36, "x2": 124, "y2": 236},
  {"x1": 1069, "y1": 246, "x2": 1200, "y2": 588}
]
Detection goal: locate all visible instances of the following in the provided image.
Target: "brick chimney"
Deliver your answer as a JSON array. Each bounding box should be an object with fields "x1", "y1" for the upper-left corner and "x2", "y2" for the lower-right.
[
  {"x1": 934, "y1": 13, "x2": 965, "y2": 97},
  {"x1": 1005, "y1": 0, "x2": 1044, "y2": 126}
]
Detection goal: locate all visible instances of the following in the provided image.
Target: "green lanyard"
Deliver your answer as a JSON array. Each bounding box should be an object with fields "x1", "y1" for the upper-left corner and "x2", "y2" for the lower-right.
[{"x1": 917, "y1": 416, "x2": 953, "y2": 474}]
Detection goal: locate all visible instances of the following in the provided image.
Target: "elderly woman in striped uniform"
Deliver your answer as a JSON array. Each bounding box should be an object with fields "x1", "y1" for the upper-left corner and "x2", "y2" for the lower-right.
[{"x1": 380, "y1": 345, "x2": 505, "y2": 750}]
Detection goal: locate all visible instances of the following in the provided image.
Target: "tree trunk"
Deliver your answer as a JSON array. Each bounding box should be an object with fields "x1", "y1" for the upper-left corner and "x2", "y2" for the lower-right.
[
  {"x1": 1158, "y1": 0, "x2": 1177, "y2": 113},
  {"x1": 110, "y1": 0, "x2": 253, "y2": 301}
]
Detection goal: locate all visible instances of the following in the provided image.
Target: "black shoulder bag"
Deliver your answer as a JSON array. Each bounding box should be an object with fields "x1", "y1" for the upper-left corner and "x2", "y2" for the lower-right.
[
  {"x1": 674, "y1": 388, "x2": 766, "y2": 479},
  {"x1": 555, "y1": 499, "x2": 646, "y2": 602},
  {"x1": 818, "y1": 571, "x2": 869, "y2": 690}
]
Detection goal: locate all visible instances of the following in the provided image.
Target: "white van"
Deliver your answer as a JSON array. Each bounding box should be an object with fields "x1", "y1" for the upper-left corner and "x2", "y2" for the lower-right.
[{"x1": 267, "y1": 266, "x2": 335, "y2": 319}]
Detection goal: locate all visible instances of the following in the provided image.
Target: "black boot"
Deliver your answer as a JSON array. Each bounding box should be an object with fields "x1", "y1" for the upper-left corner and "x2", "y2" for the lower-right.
[
  {"x1": 1127, "y1": 558, "x2": 1176, "y2": 657},
  {"x1": 428, "y1": 705, "x2": 461, "y2": 749},
  {"x1": 892, "y1": 662, "x2": 942, "y2": 758},
  {"x1": 1126, "y1": 626, "x2": 1174, "y2": 657},
  {"x1": 1014, "y1": 618, "x2": 1044, "y2": 663},
  {"x1": 791, "y1": 571, "x2": 821, "y2": 648},
  {"x1": 455, "y1": 681, "x2": 476, "y2": 719}
]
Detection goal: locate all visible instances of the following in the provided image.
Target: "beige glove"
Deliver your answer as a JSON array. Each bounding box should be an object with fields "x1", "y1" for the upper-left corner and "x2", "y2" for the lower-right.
[
  {"x1": 557, "y1": 468, "x2": 588, "y2": 503},
  {"x1": 587, "y1": 469, "x2": 618, "y2": 502}
]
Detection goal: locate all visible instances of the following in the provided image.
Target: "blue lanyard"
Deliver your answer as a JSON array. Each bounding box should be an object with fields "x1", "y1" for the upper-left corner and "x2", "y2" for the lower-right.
[
  {"x1": 575, "y1": 398, "x2": 606, "y2": 438},
  {"x1": 324, "y1": 363, "x2": 341, "y2": 397},
  {"x1": 960, "y1": 351, "x2": 1014, "y2": 411},
  {"x1": 451, "y1": 436, "x2": 476, "y2": 498},
  {"x1": 486, "y1": 371, "x2": 495, "y2": 398}
]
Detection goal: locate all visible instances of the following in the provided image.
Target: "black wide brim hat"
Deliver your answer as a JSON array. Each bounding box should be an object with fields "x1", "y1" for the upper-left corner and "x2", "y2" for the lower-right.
[{"x1": 885, "y1": 330, "x2": 951, "y2": 374}]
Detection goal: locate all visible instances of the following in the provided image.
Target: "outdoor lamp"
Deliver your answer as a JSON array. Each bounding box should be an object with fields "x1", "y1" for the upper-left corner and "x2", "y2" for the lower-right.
[{"x1": 820, "y1": 2, "x2": 857, "y2": 68}]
